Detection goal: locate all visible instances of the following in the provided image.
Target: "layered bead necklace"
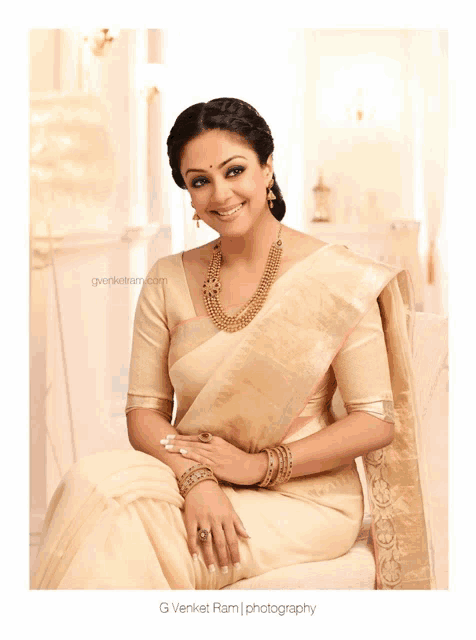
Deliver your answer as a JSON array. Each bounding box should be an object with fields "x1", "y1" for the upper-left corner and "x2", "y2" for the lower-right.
[{"x1": 202, "y1": 223, "x2": 283, "y2": 332}]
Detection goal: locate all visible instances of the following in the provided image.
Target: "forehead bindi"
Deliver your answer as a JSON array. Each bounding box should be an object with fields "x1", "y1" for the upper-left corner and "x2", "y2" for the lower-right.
[{"x1": 180, "y1": 130, "x2": 255, "y2": 177}]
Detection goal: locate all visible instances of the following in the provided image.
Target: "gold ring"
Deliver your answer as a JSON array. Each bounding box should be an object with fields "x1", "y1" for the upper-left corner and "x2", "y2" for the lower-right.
[
  {"x1": 198, "y1": 528, "x2": 210, "y2": 542},
  {"x1": 198, "y1": 432, "x2": 213, "y2": 443}
]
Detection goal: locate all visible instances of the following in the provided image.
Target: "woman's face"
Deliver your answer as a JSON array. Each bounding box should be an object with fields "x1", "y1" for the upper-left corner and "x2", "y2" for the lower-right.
[{"x1": 180, "y1": 129, "x2": 273, "y2": 236}]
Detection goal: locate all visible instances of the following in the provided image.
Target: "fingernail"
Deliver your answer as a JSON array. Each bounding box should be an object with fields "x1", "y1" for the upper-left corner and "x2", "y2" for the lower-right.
[
  {"x1": 221, "y1": 566, "x2": 228, "y2": 574},
  {"x1": 166, "y1": 434, "x2": 176, "y2": 439},
  {"x1": 233, "y1": 562, "x2": 241, "y2": 570},
  {"x1": 208, "y1": 564, "x2": 215, "y2": 573},
  {"x1": 179, "y1": 448, "x2": 188, "y2": 454},
  {"x1": 192, "y1": 553, "x2": 198, "y2": 561},
  {"x1": 159, "y1": 439, "x2": 169, "y2": 444},
  {"x1": 165, "y1": 444, "x2": 174, "y2": 450}
]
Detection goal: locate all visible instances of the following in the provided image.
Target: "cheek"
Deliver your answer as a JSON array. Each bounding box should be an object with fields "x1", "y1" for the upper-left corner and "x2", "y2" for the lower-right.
[{"x1": 242, "y1": 174, "x2": 262, "y2": 198}]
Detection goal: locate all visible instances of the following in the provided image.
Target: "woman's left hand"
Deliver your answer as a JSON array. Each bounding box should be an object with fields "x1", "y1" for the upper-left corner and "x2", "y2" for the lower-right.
[{"x1": 160, "y1": 434, "x2": 265, "y2": 486}]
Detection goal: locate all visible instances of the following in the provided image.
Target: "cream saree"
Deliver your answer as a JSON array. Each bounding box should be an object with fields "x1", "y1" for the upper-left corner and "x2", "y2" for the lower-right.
[{"x1": 32, "y1": 244, "x2": 435, "y2": 590}]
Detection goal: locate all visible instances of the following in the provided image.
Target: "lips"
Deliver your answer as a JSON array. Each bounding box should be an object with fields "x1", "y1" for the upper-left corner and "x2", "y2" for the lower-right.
[{"x1": 212, "y1": 202, "x2": 245, "y2": 216}]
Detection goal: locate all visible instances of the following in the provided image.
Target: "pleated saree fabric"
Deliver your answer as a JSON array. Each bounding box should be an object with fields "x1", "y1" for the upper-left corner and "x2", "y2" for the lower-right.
[{"x1": 32, "y1": 244, "x2": 435, "y2": 590}]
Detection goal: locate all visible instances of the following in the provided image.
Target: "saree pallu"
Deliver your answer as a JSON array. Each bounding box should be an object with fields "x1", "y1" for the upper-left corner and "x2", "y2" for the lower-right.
[{"x1": 32, "y1": 244, "x2": 435, "y2": 590}]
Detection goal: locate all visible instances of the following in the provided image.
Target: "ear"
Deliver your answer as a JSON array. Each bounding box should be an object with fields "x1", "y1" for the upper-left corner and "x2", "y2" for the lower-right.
[{"x1": 264, "y1": 154, "x2": 273, "y2": 181}]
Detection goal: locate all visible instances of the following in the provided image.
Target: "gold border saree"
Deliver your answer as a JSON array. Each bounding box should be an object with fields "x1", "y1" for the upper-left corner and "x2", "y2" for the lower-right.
[
  {"x1": 32, "y1": 244, "x2": 435, "y2": 590},
  {"x1": 173, "y1": 244, "x2": 435, "y2": 589}
]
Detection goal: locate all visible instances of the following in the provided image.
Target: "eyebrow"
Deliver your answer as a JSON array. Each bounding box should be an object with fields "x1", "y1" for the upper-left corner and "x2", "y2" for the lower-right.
[{"x1": 185, "y1": 155, "x2": 247, "y2": 176}]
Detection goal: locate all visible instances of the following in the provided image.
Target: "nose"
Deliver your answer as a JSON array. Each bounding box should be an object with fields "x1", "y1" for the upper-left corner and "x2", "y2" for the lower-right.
[{"x1": 209, "y1": 175, "x2": 234, "y2": 206}]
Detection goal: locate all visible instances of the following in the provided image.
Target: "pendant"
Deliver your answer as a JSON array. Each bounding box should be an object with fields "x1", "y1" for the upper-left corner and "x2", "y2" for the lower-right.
[{"x1": 203, "y1": 277, "x2": 221, "y2": 298}]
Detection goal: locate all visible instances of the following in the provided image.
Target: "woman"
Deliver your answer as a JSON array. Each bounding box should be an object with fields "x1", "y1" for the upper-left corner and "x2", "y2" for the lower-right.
[{"x1": 32, "y1": 98, "x2": 434, "y2": 590}]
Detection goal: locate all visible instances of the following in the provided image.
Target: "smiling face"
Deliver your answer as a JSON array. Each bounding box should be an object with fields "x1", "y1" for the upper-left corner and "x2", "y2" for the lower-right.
[{"x1": 179, "y1": 129, "x2": 273, "y2": 236}]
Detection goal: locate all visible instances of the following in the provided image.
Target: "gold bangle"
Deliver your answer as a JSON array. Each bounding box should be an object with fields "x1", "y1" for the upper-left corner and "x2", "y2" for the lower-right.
[
  {"x1": 257, "y1": 448, "x2": 275, "y2": 487},
  {"x1": 268, "y1": 446, "x2": 284, "y2": 486},
  {"x1": 178, "y1": 463, "x2": 209, "y2": 484},
  {"x1": 180, "y1": 474, "x2": 218, "y2": 498},
  {"x1": 178, "y1": 465, "x2": 216, "y2": 496},
  {"x1": 179, "y1": 467, "x2": 213, "y2": 490},
  {"x1": 282, "y1": 444, "x2": 293, "y2": 483},
  {"x1": 269, "y1": 445, "x2": 292, "y2": 486},
  {"x1": 276, "y1": 445, "x2": 288, "y2": 484}
]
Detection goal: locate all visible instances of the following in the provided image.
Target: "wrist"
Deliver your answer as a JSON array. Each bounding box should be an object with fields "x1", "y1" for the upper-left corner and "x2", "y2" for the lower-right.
[
  {"x1": 185, "y1": 478, "x2": 218, "y2": 495},
  {"x1": 172, "y1": 457, "x2": 205, "y2": 480},
  {"x1": 248, "y1": 451, "x2": 269, "y2": 485}
]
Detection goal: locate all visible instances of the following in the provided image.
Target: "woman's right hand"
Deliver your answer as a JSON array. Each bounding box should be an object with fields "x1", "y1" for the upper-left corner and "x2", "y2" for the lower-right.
[{"x1": 183, "y1": 479, "x2": 250, "y2": 574}]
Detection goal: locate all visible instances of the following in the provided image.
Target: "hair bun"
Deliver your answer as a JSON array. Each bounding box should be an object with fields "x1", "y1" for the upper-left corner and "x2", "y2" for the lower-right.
[{"x1": 167, "y1": 97, "x2": 286, "y2": 221}]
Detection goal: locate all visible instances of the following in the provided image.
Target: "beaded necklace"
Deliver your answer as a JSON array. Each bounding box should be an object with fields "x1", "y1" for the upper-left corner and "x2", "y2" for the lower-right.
[{"x1": 202, "y1": 223, "x2": 283, "y2": 332}]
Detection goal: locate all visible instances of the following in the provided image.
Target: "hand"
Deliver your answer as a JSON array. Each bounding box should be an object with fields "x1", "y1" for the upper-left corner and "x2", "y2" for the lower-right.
[
  {"x1": 161, "y1": 433, "x2": 265, "y2": 485},
  {"x1": 183, "y1": 479, "x2": 250, "y2": 573}
]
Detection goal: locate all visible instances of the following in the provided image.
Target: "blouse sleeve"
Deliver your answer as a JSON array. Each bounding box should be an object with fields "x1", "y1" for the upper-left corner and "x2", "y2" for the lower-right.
[
  {"x1": 331, "y1": 298, "x2": 395, "y2": 423},
  {"x1": 125, "y1": 260, "x2": 174, "y2": 423}
]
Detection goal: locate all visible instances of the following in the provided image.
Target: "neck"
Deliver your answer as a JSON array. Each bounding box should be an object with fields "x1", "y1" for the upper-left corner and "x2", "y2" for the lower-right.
[{"x1": 218, "y1": 210, "x2": 283, "y2": 269}]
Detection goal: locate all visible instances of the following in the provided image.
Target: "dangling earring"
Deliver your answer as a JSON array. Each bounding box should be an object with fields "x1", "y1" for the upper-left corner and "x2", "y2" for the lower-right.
[
  {"x1": 267, "y1": 178, "x2": 276, "y2": 209},
  {"x1": 192, "y1": 205, "x2": 200, "y2": 228}
]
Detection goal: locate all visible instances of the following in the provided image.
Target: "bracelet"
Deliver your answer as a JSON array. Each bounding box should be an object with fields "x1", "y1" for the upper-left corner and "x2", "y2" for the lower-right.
[
  {"x1": 257, "y1": 444, "x2": 293, "y2": 488},
  {"x1": 257, "y1": 448, "x2": 275, "y2": 487},
  {"x1": 178, "y1": 463, "x2": 208, "y2": 485},
  {"x1": 282, "y1": 444, "x2": 293, "y2": 483},
  {"x1": 269, "y1": 445, "x2": 286, "y2": 486},
  {"x1": 178, "y1": 464, "x2": 218, "y2": 498}
]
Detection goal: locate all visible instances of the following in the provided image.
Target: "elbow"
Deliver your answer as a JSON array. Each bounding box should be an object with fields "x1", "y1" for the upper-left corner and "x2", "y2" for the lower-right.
[
  {"x1": 380, "y1": 420, "x2": 395, "y2": 448},
  {"x1": 126, "y1": 412, "x2": 141, "y2": 451}
]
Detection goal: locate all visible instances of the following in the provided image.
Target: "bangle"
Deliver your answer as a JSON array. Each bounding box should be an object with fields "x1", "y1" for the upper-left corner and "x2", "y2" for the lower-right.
[
  {"x1": 178, "y1": 463, "x2": 208, "y2": 485},
  {"x1": 178, "y1": 464, "x2": 218, "y2": 498},
  {"x1": 257, "y1": 444, "x2": 293, "y2": 488},
  {"x1": 269, "y1": 446, "x2": 285, "y2": 486},
  {"x1": 257, "y1": 448, "x2": 275, "y2": 487},
  {"x1": 280, "y1": 444, "x2": 293, "y2": 483}
]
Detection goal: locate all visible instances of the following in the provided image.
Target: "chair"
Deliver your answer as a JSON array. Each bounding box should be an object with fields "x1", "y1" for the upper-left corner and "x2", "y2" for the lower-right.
[{"x1": 222, "y1": 312, "x2": 448, "y2": 590}]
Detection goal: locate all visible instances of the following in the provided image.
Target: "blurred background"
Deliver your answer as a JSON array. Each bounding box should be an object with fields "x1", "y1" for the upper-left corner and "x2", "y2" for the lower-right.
[{"x1": 29, "y1": 28, "x2": 448, "y2": 557}]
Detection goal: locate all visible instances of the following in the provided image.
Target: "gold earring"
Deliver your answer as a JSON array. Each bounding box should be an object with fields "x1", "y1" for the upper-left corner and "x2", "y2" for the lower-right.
[
  {"x1": 192, "y1": 211, "x2": 200, "y2": 228},
  {"x1": 267, "y1": 178, "x2": 276, "y2": 209}
]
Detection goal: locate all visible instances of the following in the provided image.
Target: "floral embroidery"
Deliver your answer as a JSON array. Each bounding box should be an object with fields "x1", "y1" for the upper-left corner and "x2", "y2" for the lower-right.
[
  {"x1": 364, "y1": 447, "x2": 402, "y2": 589},
  {"x1": 375, "y1": 516, "x2": 396, "y2": 548},
  {"x1": 372, "y1": 477, "x2": 392, "y2": 507},
  {"x1": 380, "y1": 553, "x2": 402, "y2": 587},
  {"x1": 365, "y1": 449, "x2": 384, "y2": 466}
]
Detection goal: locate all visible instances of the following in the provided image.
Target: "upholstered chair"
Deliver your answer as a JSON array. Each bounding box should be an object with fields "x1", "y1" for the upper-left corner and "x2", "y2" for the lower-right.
[{"x1": 222, "y1": 312, "x2": 448, "y2": 590}]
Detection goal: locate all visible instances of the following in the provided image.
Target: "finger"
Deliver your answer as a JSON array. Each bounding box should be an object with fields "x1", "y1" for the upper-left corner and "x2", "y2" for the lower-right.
[
  {"x1": 175, "y1": 449, "x2": 215, "y2": 468},
  {"x1": 163, "y1": 442, "x2": 215, "y2": 454},
  {"x1": 233, "y1": 515, "x2": 251, "y2": 540},
  {"x1": 163, "y1": 434, "x2": 219, "y2": 443},
  {"x1": 211, "y1": 523, "x2": 231, "y2": 574},
  {"x1": 223, "y1": 521, "x2": 241, "y2": 567},
  {"x1": 197, "y1": 525, "x2": 216, "y2": 574}
]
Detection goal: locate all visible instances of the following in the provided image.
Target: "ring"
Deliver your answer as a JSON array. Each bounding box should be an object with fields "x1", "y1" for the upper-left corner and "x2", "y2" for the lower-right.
[
  {"x1": 198, "y1": 528, "x2": 210, "y2": 543},
  {"x1": 198, "y1": 432, "x2": 213, "y2": 443}
]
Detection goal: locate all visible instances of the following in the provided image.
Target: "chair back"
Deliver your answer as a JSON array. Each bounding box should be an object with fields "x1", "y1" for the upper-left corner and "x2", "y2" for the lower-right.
[{"x1": 411, "y1": 312, "x2": 448, "y2": 589}]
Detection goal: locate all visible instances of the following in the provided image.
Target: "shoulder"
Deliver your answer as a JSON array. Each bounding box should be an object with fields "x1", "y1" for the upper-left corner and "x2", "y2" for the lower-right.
[
  {"x1": 141, "y1": 252, "x2": 186, "y2": 285},
  {"x1": 181, "y1": 240, "x2": 217, "y2": 270},
  {"x1": 280, "y1": 227, "x2": 329, "y2": 261}
]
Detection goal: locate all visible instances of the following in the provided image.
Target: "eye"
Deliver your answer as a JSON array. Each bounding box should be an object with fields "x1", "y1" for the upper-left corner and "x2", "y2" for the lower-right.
[
  {"x1": 191, "y1": 176, "x2": 208, "y2": 189},
  {"x1": 227, "y1": 165, "x2": 245, "y2": 177},
  {"x1": 190, "y1": 165, "x2": 245, "y2": 189}
]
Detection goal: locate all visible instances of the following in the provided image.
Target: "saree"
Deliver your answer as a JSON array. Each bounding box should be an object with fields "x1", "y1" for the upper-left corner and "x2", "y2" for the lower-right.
[{"x1": 31, "y1": 244, "x2": 435, "y2": 590}]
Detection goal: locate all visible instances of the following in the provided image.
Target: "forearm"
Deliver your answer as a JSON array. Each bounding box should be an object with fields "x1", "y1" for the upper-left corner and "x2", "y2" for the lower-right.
[
  {"x1": 127, "y1": 408, "x2": 199, "y2": 479},
  {"x1": 251, "y1": 411, "x2": 394, "y2": 483}
]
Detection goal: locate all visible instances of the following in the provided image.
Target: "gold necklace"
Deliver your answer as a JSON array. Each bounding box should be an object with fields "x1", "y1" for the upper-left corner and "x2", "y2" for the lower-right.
[{"x1": 202, "y1": 223, "x2": 283, "y2": 332}]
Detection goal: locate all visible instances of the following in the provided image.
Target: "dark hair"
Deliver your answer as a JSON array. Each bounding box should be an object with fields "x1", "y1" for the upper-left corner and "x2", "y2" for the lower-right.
[{"x1": 166, "y1": 97, "x2": 286, "y2": 221}]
